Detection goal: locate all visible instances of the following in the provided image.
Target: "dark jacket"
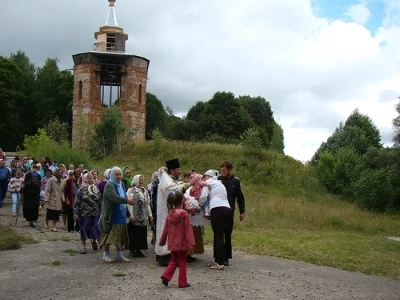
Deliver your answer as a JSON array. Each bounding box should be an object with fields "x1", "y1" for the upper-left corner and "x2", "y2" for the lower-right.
[{"x1": 217, "y1": 174, "x2": 245, "y2": 214}]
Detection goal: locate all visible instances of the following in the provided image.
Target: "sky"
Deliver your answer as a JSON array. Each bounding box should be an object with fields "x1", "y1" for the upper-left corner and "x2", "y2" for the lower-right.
[{"x1": 1, "y1": 0, "x2": 399, "y2": 162}]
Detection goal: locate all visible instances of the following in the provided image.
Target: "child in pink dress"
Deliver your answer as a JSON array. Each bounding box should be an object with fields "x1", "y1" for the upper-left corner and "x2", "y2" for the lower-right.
[
  {"x1": 188, "y1": 173, "x2": 211, "y2": 218},
  {"x1": 159, "y1": 191, "x2": 195, "y2": 288}
]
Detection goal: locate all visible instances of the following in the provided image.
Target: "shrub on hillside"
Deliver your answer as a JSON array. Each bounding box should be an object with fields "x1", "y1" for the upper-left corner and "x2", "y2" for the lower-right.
[
  {"x1": 240, "y1": 128, "x2": 264, "y2": 158},
  {"x1": 23, "y1": 129, "x2": 91, "y2": 167},
  {"x1": 352, "y1": 167, "x2": 397, "y2": 212}
]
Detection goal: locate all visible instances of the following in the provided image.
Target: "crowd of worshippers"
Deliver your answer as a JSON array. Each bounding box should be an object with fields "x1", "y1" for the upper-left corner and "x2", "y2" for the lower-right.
[{"x1": 0, "y1": 154, "x2": 245, "y2": 288}]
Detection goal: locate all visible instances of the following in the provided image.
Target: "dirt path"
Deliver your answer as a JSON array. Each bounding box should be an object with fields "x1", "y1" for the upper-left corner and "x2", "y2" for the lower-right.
[{"x1": 0, "y1": 200, "x2": 399, "y2": 300}]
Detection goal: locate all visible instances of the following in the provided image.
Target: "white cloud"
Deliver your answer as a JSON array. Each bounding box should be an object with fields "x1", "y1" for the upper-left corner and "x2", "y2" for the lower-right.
[
  {"x1": 0, "y1": 0, "x2": 399, "y2": 162},
  {"x1": 345, "y1": 2, "x2": 372, "y2": 25}
]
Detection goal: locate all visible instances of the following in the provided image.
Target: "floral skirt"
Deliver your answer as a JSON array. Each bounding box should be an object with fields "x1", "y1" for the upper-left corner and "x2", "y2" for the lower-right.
[
  {"x1": 99, "y1": 224, "x2": 129, "y2": 249},
  {"x1": 188, "y1": 225, "x2": 204, "y2": 255}
]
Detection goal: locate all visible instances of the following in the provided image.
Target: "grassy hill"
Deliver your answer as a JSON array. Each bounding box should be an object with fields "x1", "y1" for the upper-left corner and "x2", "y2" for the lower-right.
[{"x1": 92, "y1": 139, "x2": 400, "y2": 280}]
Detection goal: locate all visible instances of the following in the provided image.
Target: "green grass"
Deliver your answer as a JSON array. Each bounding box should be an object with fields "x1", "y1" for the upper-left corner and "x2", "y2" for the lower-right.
[
  {"x1": 0, "y1": 225, "x2": 36, "y2": 251},
  {"x1": 63, "y1": 249, "x2": 77, "y2": 256},
  {"x1": 51, "y1": 260, "x2": 62, "y2": 266},
  {"x1": 93, "y1": 140, "x2": 400, "y2": 280},
  {"x1": 113, "y1": 272, "x2": 126, "y2": 277}
]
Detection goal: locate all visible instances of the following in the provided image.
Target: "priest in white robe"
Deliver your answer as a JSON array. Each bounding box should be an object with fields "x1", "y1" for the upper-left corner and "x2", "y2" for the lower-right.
[{"x1": 155, "y1": 158, "x2": 187, "y2": 266}]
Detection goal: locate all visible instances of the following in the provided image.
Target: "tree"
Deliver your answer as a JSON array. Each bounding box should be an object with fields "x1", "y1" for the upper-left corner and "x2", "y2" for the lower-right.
[
  {"x1": 270, "y1": 122, "x2": 285, "y2": 153},
  {"x1": 197, "y1": 91, "x2": 252, "y2": 140},
  {"x1": 239, "y1": 95, "x2": 275, "y2": 147},
  {"x1": 44, "y1": 118, "x2": 69, "y2": 145},
  {"x1": 312, "y1": 110, "x2": 382, "y2": 164},
  {"x1": 89, "y1": 106, "x2": 124, "y2": 160},
  {"x1": 9, "y1": 51, "x2": 37, "y2": 138},
  {"x1": 392, "y1": 99, "x2": 400, "y2": 147},
  {"x1": 32, "y1": 58, "x2": 73, "y2": 131},
  {"x1": 145, "y1": 93, "x2": 167, "y2": 139},
  {"x1": 0, "y1": 56, "x2": 25, "y2": 150}
]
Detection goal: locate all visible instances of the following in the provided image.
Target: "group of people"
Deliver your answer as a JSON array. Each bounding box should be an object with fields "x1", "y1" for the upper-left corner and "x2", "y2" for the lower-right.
[
  {"x1": 154, "y1": 158, "x2": 245, "y2": 287},
  {"x1": 0, "y1": 152, "x2": 246, "y2": 288}
]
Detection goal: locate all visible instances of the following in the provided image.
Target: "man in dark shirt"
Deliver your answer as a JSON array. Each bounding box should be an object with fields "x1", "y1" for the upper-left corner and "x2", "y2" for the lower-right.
[{"x1": 218, "y1": 160, "x2": 245, "y2": 266}]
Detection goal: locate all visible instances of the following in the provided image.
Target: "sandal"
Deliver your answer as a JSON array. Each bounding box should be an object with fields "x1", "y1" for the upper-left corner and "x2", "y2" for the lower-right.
[
  {"x1": 51, "y1": 228, "x2": 58, "y2": 232},
  {"x1": 80, "y1": 248, "x2": 87, "y2": 254},
  {"x1": 206, "y1": 260, "x2": 215, "y2": 267},
  {"x1": 210, "y1": 263, "x2": 224, "y2": 270}
]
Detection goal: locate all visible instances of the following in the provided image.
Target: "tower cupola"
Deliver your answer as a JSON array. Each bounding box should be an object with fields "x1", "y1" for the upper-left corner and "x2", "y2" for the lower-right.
[{"x1": 94, "y1": 0, "x2": 128, "y2": 52}]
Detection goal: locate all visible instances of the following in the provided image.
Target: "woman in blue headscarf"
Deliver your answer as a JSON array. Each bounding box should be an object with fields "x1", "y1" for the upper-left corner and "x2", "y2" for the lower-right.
[{"x1": 98, "y1": 167, "x2": 135, "y2": 263}]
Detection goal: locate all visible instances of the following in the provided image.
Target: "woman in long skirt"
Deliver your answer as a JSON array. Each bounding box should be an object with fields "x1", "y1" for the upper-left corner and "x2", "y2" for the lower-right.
[
  {"x1": 126, "y1": 175, "x2": 153, "y2": 257},
  {"x1": 74, "y1": 173, "x2": 102, "y2": 254},
  {"x1": 22, "y1": 173, "x2": 41, "y2": 228}
]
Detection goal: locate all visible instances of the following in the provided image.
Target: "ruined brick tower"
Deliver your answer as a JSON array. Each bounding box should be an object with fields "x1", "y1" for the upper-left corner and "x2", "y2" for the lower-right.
[{"x1": 71, "y1": 0, "x2": 150, "y2": 148}]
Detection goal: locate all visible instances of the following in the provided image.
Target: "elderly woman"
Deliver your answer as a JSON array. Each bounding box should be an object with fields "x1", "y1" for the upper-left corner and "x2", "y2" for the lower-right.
[
  {"x1": 74, "y1": 173, "x2": 102, "y2": 254},
  {"x1": 199, "y1": 170, "x2": 231, "y2": 270},
  {"x1": 126, "y1": 174, "x2": 153, "y2": 257},
  {"x1": 99, "y1": 167, "x2": 135, "y2": 263}
]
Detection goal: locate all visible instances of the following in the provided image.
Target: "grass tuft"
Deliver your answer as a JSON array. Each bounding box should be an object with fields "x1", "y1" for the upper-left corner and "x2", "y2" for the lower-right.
[
  {"x1": 51, "y1": 260, "x2": 62, "y2": 266},
  {"x1": 0, "y1": 225, "x2": 36, "y2": 251},
  {"x1": 113, "y1": 272, "x2": 126, "y2": 277},
  {"x1": 63, "y1": 249, "x2": 76, "y2": 256}
]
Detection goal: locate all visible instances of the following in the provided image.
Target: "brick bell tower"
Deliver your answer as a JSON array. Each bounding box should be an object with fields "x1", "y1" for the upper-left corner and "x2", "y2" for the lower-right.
[{"x1": 71, "y1": 0, "x2": 150, "y2": 148}]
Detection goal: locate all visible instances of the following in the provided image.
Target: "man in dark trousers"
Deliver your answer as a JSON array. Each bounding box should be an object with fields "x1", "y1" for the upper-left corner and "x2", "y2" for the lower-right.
[{"x1": 218, "y1": 160, "x2": 245, "y2": 266}]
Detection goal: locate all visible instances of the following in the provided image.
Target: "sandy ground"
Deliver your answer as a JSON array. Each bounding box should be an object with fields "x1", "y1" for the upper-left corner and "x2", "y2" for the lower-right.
[{"x1": 0, "y1": 199, "x2": 399, "y2": 300}]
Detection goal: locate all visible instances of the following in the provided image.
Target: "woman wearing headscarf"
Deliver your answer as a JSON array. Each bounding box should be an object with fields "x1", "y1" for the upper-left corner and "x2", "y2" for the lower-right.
[
  {"x1": 74, "y1": 173, "x2": 102, "y2": 254},
  {"x1": 126, "y1": 174, "x2": 153, "y2": 257},
  {"x1": 99, "y1": 166, "x2": 135, "y2": 263},
  {"x1": 122, "y1": 167, "x2": 132, "y2": 191},
  {"x1": 22, "y1": 173, "x2": 41, "y2": 228},
  {"x1": 146, "y1": 171, "x2": 159, "y2": 244},
  {"x1": 97, "y1": 168, "x2": 111, "y2": 197}
]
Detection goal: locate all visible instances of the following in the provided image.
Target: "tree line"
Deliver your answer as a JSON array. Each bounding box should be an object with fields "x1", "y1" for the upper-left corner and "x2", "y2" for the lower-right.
[
  {"x1": 0, "y1": 51, "x2": 284, "y2": 156},
  {"x1": 311, "y1": 108, "x2": 400, "y2": 212},
  {"x1": 0, "y1": 51, "x2": 73, "y2": 151}
]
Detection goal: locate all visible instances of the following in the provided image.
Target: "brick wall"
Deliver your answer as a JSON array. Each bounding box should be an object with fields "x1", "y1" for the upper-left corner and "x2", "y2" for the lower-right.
[{"x1": 71, "y1": 52, "x2": 149, "y2": 148}]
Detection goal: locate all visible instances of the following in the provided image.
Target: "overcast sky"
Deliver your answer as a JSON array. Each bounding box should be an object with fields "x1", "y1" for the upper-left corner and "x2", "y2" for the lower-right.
[{"x1": 1, "y1": 0, "x2": 399, "y2": 161}]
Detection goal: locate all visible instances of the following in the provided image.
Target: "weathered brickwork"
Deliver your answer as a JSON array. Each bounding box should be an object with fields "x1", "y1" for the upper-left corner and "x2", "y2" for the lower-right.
[{"x1": 71, "y1": 19, "x2": 149, "y2": 148}]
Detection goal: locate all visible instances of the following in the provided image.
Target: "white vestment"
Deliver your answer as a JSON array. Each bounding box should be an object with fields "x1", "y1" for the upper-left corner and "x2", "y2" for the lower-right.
[{"x1": 155, "y1": 167, "x2": 186, "y2": 256}]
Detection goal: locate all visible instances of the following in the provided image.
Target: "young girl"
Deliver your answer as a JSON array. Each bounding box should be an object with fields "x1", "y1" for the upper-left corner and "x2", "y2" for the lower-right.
[
  {"x1": 8, "y1": 170, "x2": 24, "y2": 217},
  {"x1": 159, "y1": 191, "x2": 195, "y2": 288}
]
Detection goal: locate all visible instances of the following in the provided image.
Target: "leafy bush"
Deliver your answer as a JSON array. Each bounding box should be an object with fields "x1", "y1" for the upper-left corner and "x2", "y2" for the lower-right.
[
  {"x1": 23, "y1": 128, "x2": 91, "y2": 167},
  {"x1": 148, "y1": 128, "x2": 166, "y2": 156},
  {"x1": 352, "y1": 167, "x2": 397, "y2": 212},
  {"x1": 240, "y1": 127, "x2": 263, "y2": 158}
]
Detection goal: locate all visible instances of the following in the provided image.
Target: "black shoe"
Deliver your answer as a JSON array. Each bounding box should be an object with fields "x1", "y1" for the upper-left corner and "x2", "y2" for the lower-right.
[
  {"x1": 179, "y1": 283, "x2": 191, "y2": 288},
  {"x1": 91, "y1": 242, "x2": 98, "y2": 251},
  {"x1": 29, "y1": 223, "x2": 36, "y2": 228},
  {"x1": 187, "y1": 255, "x2": 197, "y2": 263},
  {"x1": 224, "y1": 259, "x2": 229, "y2": 266},
  {"x1": 161, "y1": 276, "x2": 169, "y2": 286},
  {"x1": 134, "y1": 250, "x2": 145, "y2": 257}
]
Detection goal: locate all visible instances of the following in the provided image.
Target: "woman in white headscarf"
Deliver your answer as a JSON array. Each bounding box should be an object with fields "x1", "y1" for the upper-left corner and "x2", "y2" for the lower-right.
[{"x1": 126, "y1": 174, "x2": 153, "y2": 257}]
